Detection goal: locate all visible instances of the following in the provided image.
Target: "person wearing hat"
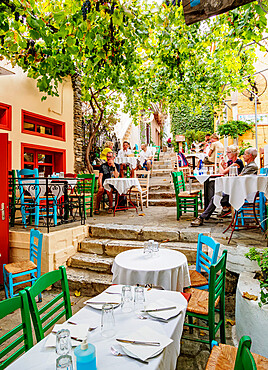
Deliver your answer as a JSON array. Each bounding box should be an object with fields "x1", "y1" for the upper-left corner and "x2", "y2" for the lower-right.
[{"x1": 203, "y1": 133, "x2": 224, "y2": 164}]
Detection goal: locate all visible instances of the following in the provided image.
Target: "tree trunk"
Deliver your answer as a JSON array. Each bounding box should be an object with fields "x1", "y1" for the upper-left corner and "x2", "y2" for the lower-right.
[
  {"x1": 85, "y1": 134, "x2": 95, "y2": 174},
  {"x1": 71, "y1": 71, "x2": 85, "y2": 174}
]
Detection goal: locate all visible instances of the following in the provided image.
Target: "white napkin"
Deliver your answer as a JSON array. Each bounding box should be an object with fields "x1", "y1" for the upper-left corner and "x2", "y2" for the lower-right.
[
  {"x1": 84, "y1": 291, "x2": 121, "y2": 307},
  {"x1": 45, "y1": 323, "x2": 88, "y2": 348},
  {"x1": 118, "y1": 325, "x2": 173, "y2": 361},
  {"x1": 144, "y1": 298, "x2": 184, "y2": 320}
]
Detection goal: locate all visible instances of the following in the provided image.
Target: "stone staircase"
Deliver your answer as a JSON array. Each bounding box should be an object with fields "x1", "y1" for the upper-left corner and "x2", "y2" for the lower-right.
[
  {"x1": 66, "y1": 223, "x2": 211, "y2": 296},
  {"x1": 149, "y1": 150, "x2": 176, "y2": 207}
]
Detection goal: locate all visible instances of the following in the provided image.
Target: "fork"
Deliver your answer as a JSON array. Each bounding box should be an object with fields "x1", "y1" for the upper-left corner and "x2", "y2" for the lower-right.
[{"x1": 110, "y1": 346, "x2": 149, "y2": 365}]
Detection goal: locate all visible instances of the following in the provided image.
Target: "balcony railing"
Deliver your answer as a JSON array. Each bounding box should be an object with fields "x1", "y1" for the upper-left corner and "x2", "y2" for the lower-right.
[{"x1": 8, "y1": 176, "x2": 89, "y2": 232}]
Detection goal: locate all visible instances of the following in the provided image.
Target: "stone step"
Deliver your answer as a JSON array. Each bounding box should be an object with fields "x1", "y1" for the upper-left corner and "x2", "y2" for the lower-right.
[
  {"x1": 150, "y1": 184, "x2": 174, "y2": 191},
  {"x1": 149, "y1": 191, "x2": 175, "y2": 199},
  {"x1": 87, "y1": 223, "x2": 211, "y2": 242},
  {"x1": 149, "y1": 199, "x2": 177, "y2": 207},
  {"x1": 66, "y1": 267, "x2": 112, "y2": 296},
  {"x1": 80, "y1": 239, "x2": 198, "y2": 262},
  {"x1": 152, "y1": 169, "x2": 172, "y2": 177},
  {"x1": 154, "y1": 160, "x2": 171, "y2": 166},
  {"x1": 67, "y1": 252, "x2": 114, "y2": 273}
]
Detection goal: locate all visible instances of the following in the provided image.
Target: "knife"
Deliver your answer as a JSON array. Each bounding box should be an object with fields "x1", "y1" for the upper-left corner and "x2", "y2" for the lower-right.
[
  {"x1": 116, "y1": 339, "x2": 160, "y2": 346},
  {"x1": 141, "y1": 306, "x2": 176, "y2": 313}
]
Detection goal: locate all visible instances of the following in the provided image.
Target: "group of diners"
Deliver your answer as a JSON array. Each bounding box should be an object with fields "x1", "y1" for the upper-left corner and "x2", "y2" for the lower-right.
[
  {"x1": 94, "y1": 141, "x2": 153, "y2": 215},
  {"x1": 191, "y1": 146, "x2": 258, "y2": 226}
]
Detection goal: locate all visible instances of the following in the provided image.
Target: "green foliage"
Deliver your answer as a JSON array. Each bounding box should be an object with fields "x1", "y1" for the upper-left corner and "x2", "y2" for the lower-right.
[
  {"x1": 245, "y1": 247, "x2": 268, "y2": 307},
  {"x1": 184, "y1": 130, "x2": 208, "y2": 147},
  {"x1": 239, "y1": 142, "x2": 252, "y2": 156},
  {"x1": 217, "y1": 120, "x2": 253, "y2": 139},
  {"x1": 171, "y1": 105, "x2": 213, "y2": 138}
]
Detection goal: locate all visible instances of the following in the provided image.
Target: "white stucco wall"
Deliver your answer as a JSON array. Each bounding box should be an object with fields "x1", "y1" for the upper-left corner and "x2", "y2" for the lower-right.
[
  {"x1": 236, "y1": 272, "x2": 268, "y2": 358},
  {"x1": 0, "y1": 59, "x2": 74, "y2": 172}
]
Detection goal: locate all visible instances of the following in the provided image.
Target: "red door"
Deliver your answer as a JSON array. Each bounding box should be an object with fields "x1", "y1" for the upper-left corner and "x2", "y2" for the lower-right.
[{"x1": 0, "y1": 133, "x2": 9, "y2": 283}]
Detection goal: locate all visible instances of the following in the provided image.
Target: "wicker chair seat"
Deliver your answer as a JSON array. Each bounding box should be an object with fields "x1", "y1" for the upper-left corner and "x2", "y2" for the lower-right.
[
  {"x1": 184, "y1": 287, "x2": 220, "y2": 315},
  {"x1": 130, "y1": 186, "x2": 147, "y2": 192},
  {"x1": 189, "y1": 270, "x2": 209, "y2": 287},
  {"x1": 205, "y1": 343, "x2": 268, "y2": 370},
  {"x1": 5, "y1": 260, "x2": 37, "y2": 274},
  {"x1": 177, "y1": 191, "x2": 200, "y2": 198}
]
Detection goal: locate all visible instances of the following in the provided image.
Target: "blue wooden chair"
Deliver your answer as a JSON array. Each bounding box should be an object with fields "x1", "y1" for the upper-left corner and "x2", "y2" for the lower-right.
[
  {"x1": 189, "y1": 233, "x2": 220, "y2": 290},
  {"x1": 17, "y1": 168, "x2": 57, "y2": 227},
  {"x1": 3, "y1": 229, "x2": 43, "y2": 301},
  {"x1": 0, "y1": 290, "x2": 33, "y2": 369}
]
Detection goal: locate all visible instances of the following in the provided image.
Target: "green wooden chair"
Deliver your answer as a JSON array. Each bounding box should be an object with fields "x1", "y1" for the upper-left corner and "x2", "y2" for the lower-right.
[
  {"x1": 77, "y1": 173, "x2": 95, "y2": 217},
  {"x1": 0, "y1": 290, "x2": 33, "y2": 369},
  {"x1": 206, "y1": 336, "x2": 266, "y2": 369},
  {"x1": 183, "y1": 250, "x2": 227, "y2": 345},
  {"x1": 172, "y1": 171, "x2": 203, "y2": 220},
  {"x1": 155, "y1": 145, "x2": 161, "y2": 161},
  {"x1": 25, "y1": 266, "x2": 72, "y2": 342}
]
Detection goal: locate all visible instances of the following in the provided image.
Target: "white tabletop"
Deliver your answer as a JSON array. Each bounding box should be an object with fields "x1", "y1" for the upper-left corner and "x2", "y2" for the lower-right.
[
  {"x1": 115, "y1": 157, "x2": 137, "y2": 169},
  {"x1": 112, "y1": 249, "x2": 191, "y2": 292},
  {"x1": 214, "y1": 175, "x2": 268, "y2": 210},
  {"x1": 22, "y1": 178, "x2": 77, "y2": 199},
  {"x1": 103, "y1": 178, "x2": 142, "y2": 195},
  {"x1": 7, "y1": 286, "x2": 188, "y2": 370}
]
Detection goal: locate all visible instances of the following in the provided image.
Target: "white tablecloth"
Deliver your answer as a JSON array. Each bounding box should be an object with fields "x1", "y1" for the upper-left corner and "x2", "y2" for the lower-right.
[
  {"x1": 193, "y1": 174, "x2": 210, "y2": 184},
  {"x1": 103, "y1": 178, "x2": 142, "y2": 195},
  {"x1": 115, "y1": 157, "x2": 138, "y2": 169},
  {"x1": 214, "y1": 175, "x2": 268, "y2": 210},
  {"x1": 112, "y1": 249, "x2": 191, "y2": 292},
  {"x1": 7, "y1": 286, "x2": 188, "y2": 370},
  {"x1": 23, "y1": 179, "x2": 77, "y2": 199}
]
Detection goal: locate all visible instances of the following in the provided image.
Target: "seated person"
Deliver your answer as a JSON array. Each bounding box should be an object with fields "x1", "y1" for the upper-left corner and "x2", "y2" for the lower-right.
[
  {"x1": 118, "y1": 141, "x2": 132, "y2": 157},
  {"x1": 118, "y1": 141, "x2": 134, "y2": 177},
  {"x1": 203, "y1": 133, "x2": 224, "y2": 164},
  {"x1": 100, "y1": 141, "x2": 114, "y2": 162},
  {"x1": 94, "y1": 152, "x2": 120, "y2": 214},
  {"x1": 191, "y1": 147, "x2": 258, "y2": 227},
  {"x1": 139, "y1": 144, "x2": 153, "y2": 170}
]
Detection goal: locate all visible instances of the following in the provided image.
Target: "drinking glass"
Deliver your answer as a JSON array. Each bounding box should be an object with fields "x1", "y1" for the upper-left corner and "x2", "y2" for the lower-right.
[
  {"x1": 152, "y1": 241, "x2": 159, "y2": 257},
  {"x1": 121, "y1": 285, "x2": 133, "y2": 313},
  {"x1": 56, "y1": 329, "x2": 72, "y2": 356},
  {"x1": 134, "y1": 286, "x2": 145, "y2": 314},
  {"x1": 101, "y1": 303, "x2": 115, "y2": 338},
  {"x1": 56, "y1": 355, "x2": 73, "y2": 370},
  {"x1": 143, "y1": 241, "x2": 152, "y2": 258}
]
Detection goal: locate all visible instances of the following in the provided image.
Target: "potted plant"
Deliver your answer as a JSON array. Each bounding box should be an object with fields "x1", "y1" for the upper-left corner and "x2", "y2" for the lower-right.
[
  {"x1": 217, "y1": 120, "x2": 253, "y2": 141},
  {"x1": 245, "y1": 247, "x2": 268, "y2": 307}
]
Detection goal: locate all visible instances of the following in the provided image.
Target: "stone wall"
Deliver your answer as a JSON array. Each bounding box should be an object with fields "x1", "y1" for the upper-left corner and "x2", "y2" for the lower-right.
[{"x1": 9, "y1": 225, "x2": 89, "y2": 275}]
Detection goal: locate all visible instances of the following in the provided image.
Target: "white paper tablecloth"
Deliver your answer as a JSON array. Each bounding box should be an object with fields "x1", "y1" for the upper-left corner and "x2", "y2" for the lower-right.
[
  {"x1": 7, "y1": 286, "x2": 188, "y2": 370},
  {"x1": 103, "y1": 178, "x2": 142, "y2": 195},
  {"x1": 112, "y1": 249, "x2": 191, "y2": 292},
  {"x1": 214, "y1": 175, "x2": 268, "y2": 210},
  {"x1": 115, "y1": 157, "x2": 138, "y2": 169}
]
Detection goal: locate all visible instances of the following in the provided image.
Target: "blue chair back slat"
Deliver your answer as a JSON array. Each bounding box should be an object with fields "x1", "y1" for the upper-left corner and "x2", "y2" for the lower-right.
[
  {"x1": 17, "y1": 168, "x2": 40, "y2": 227},
  {"x1": 29, "y1": 229, "x2": 43, "y2": 279},
  {"x1": 196, "y1": 233, "x2": 220, "y2": 289}
]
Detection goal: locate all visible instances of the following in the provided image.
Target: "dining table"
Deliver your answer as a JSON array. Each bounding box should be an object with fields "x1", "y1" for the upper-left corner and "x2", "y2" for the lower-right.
[
  {"x1": 7, "y1": 285, "x2": 188, "y2": 370},
  {"x1": 112, "y1": 249, "x2": 191, "y2": 292},
  {"x1": 188, "y1": 173, "x2": 223, "y2": 208},
  {"x1": 103, "y1": 178, "x2": 142, "y2": 215},
  {"x1": 115, "y1": 156, "x2": 138, "y2": 169},
  {"x1": 214, "y1": 175, "x2": 268, "y2": 242}
]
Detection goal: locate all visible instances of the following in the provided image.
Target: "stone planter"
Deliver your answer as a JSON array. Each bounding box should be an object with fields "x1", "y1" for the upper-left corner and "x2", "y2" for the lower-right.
[{"x1": 235, "y1": 272, "x2": 268, "y2": 358}]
